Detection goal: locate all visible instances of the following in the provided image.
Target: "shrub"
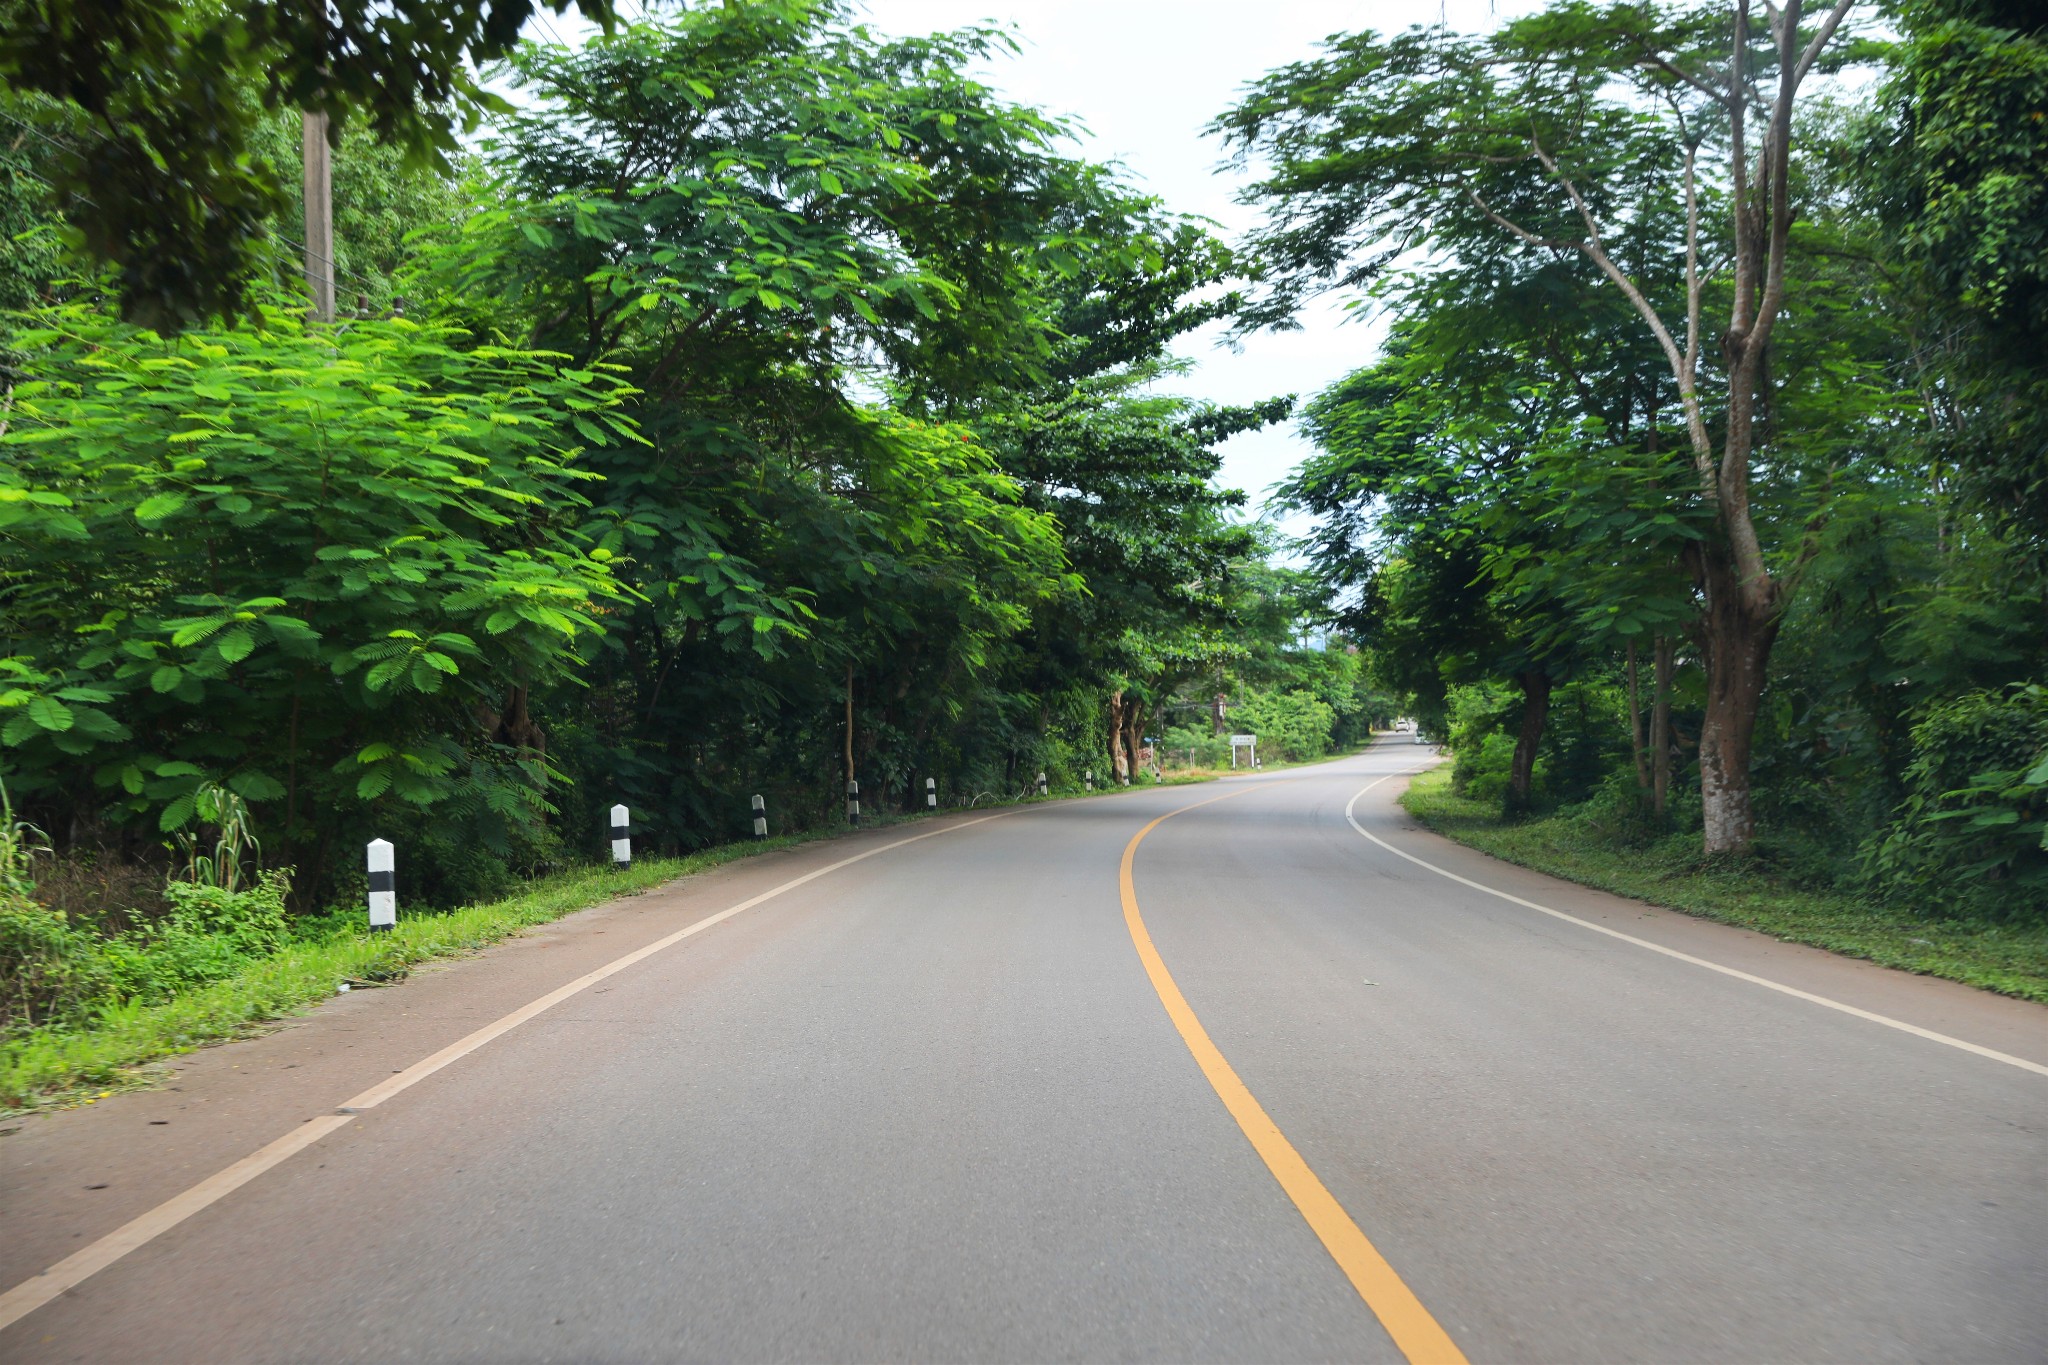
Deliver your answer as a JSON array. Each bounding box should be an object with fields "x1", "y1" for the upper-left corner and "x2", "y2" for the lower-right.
[
  {"x1": 0, "y1": 892, "x2": 109, "y2": 1032},
  {"x1": 97, "y1": 870, "x2": 294, "y2": 1005},
  {"x1": 1867, "y1": 685, "x2": 2048, "y2": 920},
  {"x1": 160, "y1": 869, "x2": 289, "y2": 953}
]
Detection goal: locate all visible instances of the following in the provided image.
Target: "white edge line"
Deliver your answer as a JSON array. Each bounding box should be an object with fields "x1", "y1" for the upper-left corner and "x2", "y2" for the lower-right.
[
  {"x1": 0, "y1": 811, "x2": 1013, "y2": 1332},
  {"x1": 1344, "y1": 771, "x2": 2048, "y2": 1080}
]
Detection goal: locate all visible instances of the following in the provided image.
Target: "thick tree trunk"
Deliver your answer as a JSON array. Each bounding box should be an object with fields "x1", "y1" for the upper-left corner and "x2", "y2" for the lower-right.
[
  {"x1": 1109, "y1": 690, "x2": 1131, "y2": 782},
  {"x1": 1505, "y1": 671, "x2": 1552, "y2": 815},
  {"x1": 1697, "y1": 567, "x2": 1781, "y2": 854}
]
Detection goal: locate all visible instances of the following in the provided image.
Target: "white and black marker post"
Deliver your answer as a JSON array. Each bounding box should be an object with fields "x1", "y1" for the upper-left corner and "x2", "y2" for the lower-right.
[
  {"x1": 609, "y1": 804, "x2": 631, "y2": 867},
  {"x1": 751, "y1": 794, "x2": 767, "y2": 839},
  {"x1": 1037, "y1": 770, "x2": 1048, "y2": 797},
  {"x1": 1084, "y1": 769, "x2": 1093, "y2": 792},
  {"x1": 846, "y1": 779, "x2": 860, "y2": 826},
  {"x1": 366, "y1": 838, "x2": 395, "y2": 933},
  {"x1": 925, "y1": 777, "x2": 937, "y2": 810}
]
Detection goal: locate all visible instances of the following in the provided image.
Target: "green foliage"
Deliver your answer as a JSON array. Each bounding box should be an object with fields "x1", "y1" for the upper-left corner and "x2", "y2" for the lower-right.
[
  {"x1": 0, "y1": 107, "x2": 62, "y2": 313},
  {"x1": 0, "y1": 891, "x2": 107, "y2": 1032},
  {"x1": 1869, "y1": 687, "x2": 2048, "y2": 918},
  {"x1": 96, "y1": 868, "x2": 292, "y2": 1005},
  {"x1": 1866, "y1": 1, "x2": 2048, "y2": 556},
  {"x1": 0, "y1": 0, "x2": 616, "y2": 327},
  {"x1": 0, "y1": 301, "x2": 628, "y2": 890},
  {"x1": 247, "y1": 113, "x2": 465, "y2": 315}
]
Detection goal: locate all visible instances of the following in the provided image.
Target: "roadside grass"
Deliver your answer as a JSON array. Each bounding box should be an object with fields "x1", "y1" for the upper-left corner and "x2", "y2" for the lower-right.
[
  {"x1": 1399, "y1": 766, "x2": 2048, "y2": 1004},
  {"x1": 0, "y1": 830, "x2": 851, "y2": 1114}
]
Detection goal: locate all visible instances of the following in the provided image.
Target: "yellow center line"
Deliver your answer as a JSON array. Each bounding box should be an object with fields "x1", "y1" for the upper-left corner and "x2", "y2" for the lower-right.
[{"x1": 1120, "y1": 782, "x2": 1469, "y2": 1365}]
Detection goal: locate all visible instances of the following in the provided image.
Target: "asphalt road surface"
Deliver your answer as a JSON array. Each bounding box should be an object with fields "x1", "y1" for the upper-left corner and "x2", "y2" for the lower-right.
[{"x1": 4, "y1": 742, "x2": 2044, "y2": 1363}]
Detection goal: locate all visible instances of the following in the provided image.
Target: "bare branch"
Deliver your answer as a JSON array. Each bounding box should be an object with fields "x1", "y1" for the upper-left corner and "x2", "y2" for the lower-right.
[
  {"x1": 1680, "y1": 140, "x2": 1712, "y2": 485},
  {"x1": 1729, "y1": 0, "x2": 1754, "y2": 341},
  {"x1": 1524, "y1": 141, "x2": 1714, "y2": 460},
  {"x1": 1794, "y1": 0, "x2": 1857, "y2": 86},
  {"x1": 1463, "y1": 186, "x2": 1575, "y2": 250},
  {"x1": 1637, "y1": 47, "x2": 1734, "y2": 107},
  {"x1": 1744, "y1": 0, "x2": 1807, "y2": 364}
]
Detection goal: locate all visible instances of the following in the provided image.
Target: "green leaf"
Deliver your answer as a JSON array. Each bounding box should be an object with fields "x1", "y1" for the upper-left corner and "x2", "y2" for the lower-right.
[
  {"x1": 226, "y1": 771, "x2": 286, "y2": 801},
  {"x1": 215, "y1": 626, "x2": 257, "y2": 664},
  {"x1": 24, "y1": 696, "x2": 73, "y2": 732},
  {"x1": 159, "y1": 793, "x2": 197, "y2": 832},
  {"x1": 135, "y1": 492, "x2": 188, "y2": 523}
]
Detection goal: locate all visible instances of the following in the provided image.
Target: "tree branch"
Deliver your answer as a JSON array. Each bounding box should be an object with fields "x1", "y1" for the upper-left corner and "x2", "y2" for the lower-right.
[
  {"x1": 1463, "y1": 186, "x2": 1575, "y2": 250},
  {"x1": 1673, "y1": 141, "x2": 1712, "y2": 486},
  {"x1": 1524, "y1": 142, "x2": 1713, "y2": 461},
  {"x1": 1635, "y1": 45, "x2": 1735, "y2": 107},
  {"x1": 1794, "y1": 0, "x2": 1857, "y2": 86}
]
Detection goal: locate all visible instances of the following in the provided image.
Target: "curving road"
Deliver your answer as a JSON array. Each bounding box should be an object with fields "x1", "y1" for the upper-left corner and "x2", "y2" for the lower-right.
[{"x1": 3, "y1": 741, "x2": 2044, "y2": 1363}]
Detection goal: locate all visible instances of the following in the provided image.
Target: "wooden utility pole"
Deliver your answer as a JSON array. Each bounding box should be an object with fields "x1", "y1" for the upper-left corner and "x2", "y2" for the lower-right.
[{"x1": 301, "y1": 111, "x2": 335, "y2": 322}]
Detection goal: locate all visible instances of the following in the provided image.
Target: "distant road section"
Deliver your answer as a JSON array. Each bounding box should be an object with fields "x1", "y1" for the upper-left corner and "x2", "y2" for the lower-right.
[{"x1": 4, "y1": 741, "x2": 2043, "y2": 1362}]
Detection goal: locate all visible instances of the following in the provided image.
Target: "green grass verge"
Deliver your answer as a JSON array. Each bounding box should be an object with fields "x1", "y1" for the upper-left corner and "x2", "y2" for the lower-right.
[
  {"x1": 0, "y1": 832, "x2": 844, "y2": 1114},
  {"x1": 1399, "y1": 767, "x2": 2048, "y2": 1004}
]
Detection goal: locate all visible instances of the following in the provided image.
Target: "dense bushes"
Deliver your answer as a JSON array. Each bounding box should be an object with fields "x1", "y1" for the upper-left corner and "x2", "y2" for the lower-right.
[
  {"x1": 1868, "y1": 687, "x2": 2048, "y2": 919},
  {"x1": 0, "y1": 305, "x2": 630, "y2": 900},
  {"x1": 0, "y1": 892, "x2": 108, "y2": 1033}
]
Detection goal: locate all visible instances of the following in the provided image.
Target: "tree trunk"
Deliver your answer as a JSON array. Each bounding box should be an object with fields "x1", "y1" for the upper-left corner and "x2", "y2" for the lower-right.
[
  {"x1": 843, "y1": 660, "x2": 855, "y2": 792},
  {"x1": 1122, "y1": 697, "x2": 1146, "y2": 780},
  {"x1": 1626, "y1": 642, "x2": 1649, "y2": 802},
  {"x1": 1109, "y1": 690, "x2": 1131, "y2": 782},
  {"x1": 1651, "y1": 635, "x2": 1674, "y2": 818},
  {"x1": 1696, "y1": 564, "x2": 1781, "y2": 854},
  {"x1": 1505, "y1": 671, "x2": 1552, "y2": 816},
  {"x1": 481, "y1": 684, "x2": 546, "y2": 757}
]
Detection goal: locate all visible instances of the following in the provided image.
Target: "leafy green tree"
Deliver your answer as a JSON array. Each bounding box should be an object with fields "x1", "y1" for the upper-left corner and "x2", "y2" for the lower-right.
[
  {"x1": 403, "y1": 6, "x2": 1128, "y2": 833},
  {"x1": 1220, "y1": 0, "x2": 1871, "y2": 853},
  {"x1": 1865, "y1": 0, "x2": 2047, "y2": 565},
  {"x1": 981, "y1": 362, "x2": 1284, "y2": 778},
  {"x1": 412, "y1": 7, "x2": 1285, "y2": 831}
]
